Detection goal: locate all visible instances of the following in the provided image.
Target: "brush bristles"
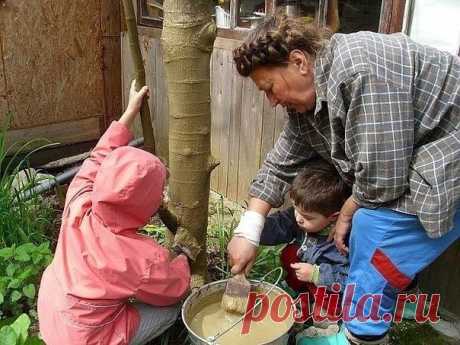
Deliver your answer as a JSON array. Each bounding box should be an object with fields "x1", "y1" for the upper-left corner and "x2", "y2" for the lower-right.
[{"x1": 221, "y1": 294, "x2": 248, "y2": 315}]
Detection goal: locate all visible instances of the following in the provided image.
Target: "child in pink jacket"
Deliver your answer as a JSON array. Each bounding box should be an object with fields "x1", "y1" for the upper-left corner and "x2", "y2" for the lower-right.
[{"x1": 38, "y1": 81, "x2": 197, "y2": 345}]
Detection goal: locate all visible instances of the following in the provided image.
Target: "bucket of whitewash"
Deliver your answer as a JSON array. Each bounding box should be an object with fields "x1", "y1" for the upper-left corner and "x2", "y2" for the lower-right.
[{"x1": 182, "y1": 279, "x2": 295, "y2": 345}]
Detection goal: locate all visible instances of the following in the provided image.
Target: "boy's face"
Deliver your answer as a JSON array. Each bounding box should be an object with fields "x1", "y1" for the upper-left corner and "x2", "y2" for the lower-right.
[{"x1": 294, "y1": 206, "x2": 335, "y2": 233}]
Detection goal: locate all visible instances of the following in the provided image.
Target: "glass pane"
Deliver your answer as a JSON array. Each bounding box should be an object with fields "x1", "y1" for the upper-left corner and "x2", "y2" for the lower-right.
[
  {"x1": 239, "y1": 0, "x2": 266, "y2": 28},
  {"x1": 276, "y1": 0, "x2": 318, "y2": 24},
  {"x1": 329, "y1": 0, "x2": 382, "y2": 34},
  {"x1": 144, "y1": 0, "x2": 164, "y2": 20},
  {"x1": 407, "y1": 0, "x2": 460, "y2": 54}
]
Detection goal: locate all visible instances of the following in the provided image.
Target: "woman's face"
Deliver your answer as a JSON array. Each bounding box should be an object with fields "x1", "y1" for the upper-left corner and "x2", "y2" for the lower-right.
[{"x1": 249, "y1": 50, "x2": 316, "y2": 113}]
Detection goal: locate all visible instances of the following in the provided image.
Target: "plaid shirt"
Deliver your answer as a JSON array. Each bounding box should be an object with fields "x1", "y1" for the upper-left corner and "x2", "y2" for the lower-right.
[{"x1": 249, "y1": 32, "x2": 460, "y2": 238}]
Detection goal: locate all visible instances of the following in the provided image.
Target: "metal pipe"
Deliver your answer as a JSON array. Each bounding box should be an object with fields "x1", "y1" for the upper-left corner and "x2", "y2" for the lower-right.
[{"x1": 23, "y1": 137, "x2": 144, "y2": 200}]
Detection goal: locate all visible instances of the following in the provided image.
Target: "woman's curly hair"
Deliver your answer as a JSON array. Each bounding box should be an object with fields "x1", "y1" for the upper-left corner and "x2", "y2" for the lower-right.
[{"x1": 233, "y1": 15, "x2": 331, "y2": 77}]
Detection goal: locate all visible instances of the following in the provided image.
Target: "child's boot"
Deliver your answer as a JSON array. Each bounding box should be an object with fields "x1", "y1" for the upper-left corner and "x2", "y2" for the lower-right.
[{"x1": 343, "y1": 328, "x2": 389, "y2": 345}]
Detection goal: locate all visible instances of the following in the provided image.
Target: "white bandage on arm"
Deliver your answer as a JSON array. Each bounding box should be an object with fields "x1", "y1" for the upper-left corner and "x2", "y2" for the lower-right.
[{"x1": 233, "y1": 210, "x2": 265, "y2": 247}]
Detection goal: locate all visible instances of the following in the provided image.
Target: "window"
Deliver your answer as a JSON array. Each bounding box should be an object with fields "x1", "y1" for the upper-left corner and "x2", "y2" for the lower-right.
[
  {"x1": 332, "y1": 0, "x2": 383, "y2": 34},
  {"x1": 138, "y1": 0, "x2": 163, "y2": 28},
  {"x1": 137, "y1": 0, "x2": 406, "y2": 39},
  {"x1": 404, "y1": 0, "x2": 460, "y2": 54}
]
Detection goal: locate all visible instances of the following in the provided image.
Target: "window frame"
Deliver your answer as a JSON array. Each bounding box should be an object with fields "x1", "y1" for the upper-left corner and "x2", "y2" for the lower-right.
[
  {"x1": 402, "y1": 0, "x2": 460, "y2": 55},
  {"x1": 136, "y1": 0, "x2": 407, "y2": 39},
  {"x1": 137, "y1": 0, "x2": 163, "y2": 28}
]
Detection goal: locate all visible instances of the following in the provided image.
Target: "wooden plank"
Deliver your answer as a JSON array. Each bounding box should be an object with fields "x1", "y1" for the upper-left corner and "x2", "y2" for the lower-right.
[
  {"x1": 210, "y1": 48, "x2": 221, "y2": 191},
  {"x1": 140, "y1": 34, "x2": 157, "y2": 143},
  {"x1": 420, "y1": 241, "x2": 460, "y2": 316},
  {"x1": 6, "y1": 117, "x2": 101, "y2": 150},
  {"x1": 101, "y1": 0, "x2": 122, "y2": 132},
  {"x1": 274, "y1": 106, "x2": 288, "y2": 141},
  {"x1": 379, "y1": 0, "x2": 407, "y2": 34},
  {"x1": 121, "y1": 32, "x2": 136, "y2": 124},
  {"x1": 260, "y1": 94, "x2": 277, "y2": 169},
  {"x1": 152, "y1": 38, "x2": 169, "y2": 163},
  {"x1": 138, "y1": 26, "x2": 163, "y2": 39},
  {"x1": 226, "y1": 64, "x2": 243, "y2": 202},
  {"x1": 216, "y1": 28, "x2": 249, "y2": 41},
  {"x1": 237, "y1": 76, "x2": 264, "y2": 204},
  {"x1": 217, "y1": 50, "x2": 234, "y2": 195},
  {"x1": 214, "y1": 37, "x2": 245, "y2": 50},
  {"x1": 1, "y1": 0, "x2": 105, "y2": 130}
]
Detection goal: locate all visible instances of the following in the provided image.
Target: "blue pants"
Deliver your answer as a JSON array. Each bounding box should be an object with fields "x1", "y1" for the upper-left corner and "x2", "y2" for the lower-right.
[{"x1": 344, "y1": 208, "x2": 460, "y2": 337}]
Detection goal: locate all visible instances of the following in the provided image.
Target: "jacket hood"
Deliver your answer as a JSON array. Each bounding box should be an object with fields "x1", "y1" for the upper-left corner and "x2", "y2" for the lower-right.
[{"x1": 92, "y1": 146, "x2": 166, "y2": 233}]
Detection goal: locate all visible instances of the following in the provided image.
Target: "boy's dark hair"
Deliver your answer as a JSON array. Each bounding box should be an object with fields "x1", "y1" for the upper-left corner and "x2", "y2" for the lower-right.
[{"x1": 289, "y1": 160, "x2": 351, "y2": 216}]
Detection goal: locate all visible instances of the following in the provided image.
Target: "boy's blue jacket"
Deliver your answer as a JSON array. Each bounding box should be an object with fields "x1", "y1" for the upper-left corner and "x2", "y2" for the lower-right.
[{"x1": 260, "y1": 207, "x2": 349, "y2": 292}]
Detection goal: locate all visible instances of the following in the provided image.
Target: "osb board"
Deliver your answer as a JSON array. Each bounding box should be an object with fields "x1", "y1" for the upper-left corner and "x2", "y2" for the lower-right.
[
  {"x1": 5, "y1": 117, "x2": 101, "y2": 149},
  {"x1": 0, "y1": 0, "x2": 105, "y2": 130},
  {"x1": 101, "y1": 0, "x2": 122, "y2": 128},
  {"x1": 121, "y1": 32, "x2": 169, "y2": 163}
]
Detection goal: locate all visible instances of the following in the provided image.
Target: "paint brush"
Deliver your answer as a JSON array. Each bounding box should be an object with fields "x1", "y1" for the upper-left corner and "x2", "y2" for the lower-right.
[{"x1": 221, "y1": 273, "x2": 251, "y2": 314}]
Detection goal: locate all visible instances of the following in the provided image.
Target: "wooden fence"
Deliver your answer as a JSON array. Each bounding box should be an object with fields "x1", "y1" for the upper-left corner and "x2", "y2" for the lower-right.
[{"x1": 122, "y1": 30, "x2": 288, "y2": 205}]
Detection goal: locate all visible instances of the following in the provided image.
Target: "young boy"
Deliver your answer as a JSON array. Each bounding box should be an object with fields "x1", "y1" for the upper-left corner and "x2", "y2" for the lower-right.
[
  {"x1": 37, "y1": 81, "x2": 200, "y2": 345},
  {"x1": 259, "y1": 159, "x2": 351, "y2": 320}
]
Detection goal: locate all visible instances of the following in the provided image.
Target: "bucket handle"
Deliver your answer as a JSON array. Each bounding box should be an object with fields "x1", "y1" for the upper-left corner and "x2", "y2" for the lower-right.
[{"x1": 207, "y1": 267, "x2": 284, "y2": 344}]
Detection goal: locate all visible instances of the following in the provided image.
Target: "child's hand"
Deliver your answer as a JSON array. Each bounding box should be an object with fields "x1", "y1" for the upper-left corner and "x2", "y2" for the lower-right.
[
  {"x1": 119, "y1": 80, "x2": 149, "y2": 128},
  {"x1": 290, "y1": 262, "x2": 315, "y2": 282},
  {"x1": 127, "y1": 79, "x2": 149, "y2": 115}
]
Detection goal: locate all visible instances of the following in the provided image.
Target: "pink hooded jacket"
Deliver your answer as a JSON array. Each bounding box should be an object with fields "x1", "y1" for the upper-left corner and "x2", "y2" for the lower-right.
[{"x1": 37, "y1": 121, "x2": 190, "y2": 345}]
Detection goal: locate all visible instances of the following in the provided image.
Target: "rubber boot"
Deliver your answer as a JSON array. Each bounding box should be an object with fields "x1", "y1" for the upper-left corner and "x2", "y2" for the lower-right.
[{"x1": 344, "y1": 328, "x2": 389, "y2": 345}]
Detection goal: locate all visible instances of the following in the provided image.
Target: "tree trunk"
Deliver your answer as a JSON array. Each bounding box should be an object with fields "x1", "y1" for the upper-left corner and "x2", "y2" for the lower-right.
[{"x1": 161, "y1": 0, "x2": 217, "y2": 288}]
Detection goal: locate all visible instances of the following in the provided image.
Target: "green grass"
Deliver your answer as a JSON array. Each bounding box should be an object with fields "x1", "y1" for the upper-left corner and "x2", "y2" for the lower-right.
[
  {"x1": 0, "y1": 113, "x2": 57, "y2": 247},
  {"x1": 390, "y1": 320, "x2": 451, "y2": 345}
]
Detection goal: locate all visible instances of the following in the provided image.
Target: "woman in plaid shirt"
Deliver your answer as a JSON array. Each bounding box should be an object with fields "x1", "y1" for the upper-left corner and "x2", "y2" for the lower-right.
[{"x1": 228, "y1": 15, "x2": 460, "y2": 345}]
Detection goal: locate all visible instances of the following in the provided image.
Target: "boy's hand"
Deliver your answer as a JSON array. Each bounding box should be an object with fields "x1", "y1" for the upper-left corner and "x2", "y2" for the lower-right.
[
  {"x1": 290, "y1": 262, "x2": 315, "y2": 282},
  {"x1": 118, "y1": 80, "x2": 149, "y2": 128}
]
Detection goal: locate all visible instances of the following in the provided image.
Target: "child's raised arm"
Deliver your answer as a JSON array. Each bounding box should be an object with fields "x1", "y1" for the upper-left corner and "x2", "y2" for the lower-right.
[{"x1": 65, "y1": 80, "x2": 148, "y2": 210}]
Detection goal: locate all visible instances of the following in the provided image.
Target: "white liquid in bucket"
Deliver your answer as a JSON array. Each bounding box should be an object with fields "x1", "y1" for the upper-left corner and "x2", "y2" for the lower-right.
[{"x1": 189, "y1": 292, "x2": 293, "y2": 344}]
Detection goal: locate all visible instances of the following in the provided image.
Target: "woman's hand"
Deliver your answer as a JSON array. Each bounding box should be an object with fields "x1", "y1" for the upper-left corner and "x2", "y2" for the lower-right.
[
  {"x1": 227, "y1": 236, "x2": 257, "y2": 275},
  {"x1": 290, "y1": 262, "x2": 314, "y2": 282},
  {"x1": 328, "y1": 196, "x2": 360, "y2": 255},
  {"x1": 118, "y1": 80, "x2": 149, "y2": 129},
  {"x1": 332, "y1": 215, "x2": 352, "y2": 255}
]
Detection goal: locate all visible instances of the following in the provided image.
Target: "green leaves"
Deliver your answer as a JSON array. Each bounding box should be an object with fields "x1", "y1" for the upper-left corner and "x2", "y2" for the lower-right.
[
  {"x1": 0, "y1": 314, "x2": 44, "y2": 345},
  {"x1": 10, "y1": 291, "x2": 22, "y2": 303},
  {"x1": 0, "y1": 326, "x2": 18, "y2": 345},
  {"x1": 10, "y1": 314, "x2": 29, "y2": 344},
  {"x1": 22, "y1": 285, "x2": 35, "y2": 300},
  {"x1": 0, "y1": 242, "x2": 52, "y2": 320},
  {"x1": 0, "y1": 113, "x2": 57, "y2": 249}
]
